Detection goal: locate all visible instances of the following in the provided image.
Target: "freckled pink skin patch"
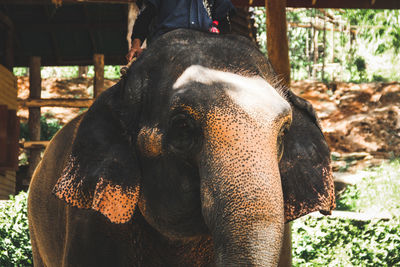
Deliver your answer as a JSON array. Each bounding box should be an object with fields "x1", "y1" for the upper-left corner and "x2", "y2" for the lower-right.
[{"x1": 137, "y1": 126, "x2": 163, "y2": 158}]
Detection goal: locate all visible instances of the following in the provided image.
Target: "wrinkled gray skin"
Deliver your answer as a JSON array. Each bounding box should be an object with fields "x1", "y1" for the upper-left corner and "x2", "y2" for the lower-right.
[{"x1": 28, "y1": 29, "x2": 335, "y2": 267}]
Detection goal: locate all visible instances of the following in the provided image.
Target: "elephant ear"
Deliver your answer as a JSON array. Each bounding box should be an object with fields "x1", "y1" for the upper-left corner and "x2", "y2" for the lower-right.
[
  {"x1": 53, "y1": 83, "x2": 141, "y2": 224},
  {"x1": 280, "y1": 90, "x2": 335, "y2": 222}
]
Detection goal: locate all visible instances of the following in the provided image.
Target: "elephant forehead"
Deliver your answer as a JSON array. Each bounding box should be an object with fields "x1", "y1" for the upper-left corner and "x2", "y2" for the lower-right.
[
  {"x1": 173, "y1": 65, "x2": 291, "y2": 124},
  {"x1": 173, "y1": 65, "x2": 268, "y2": 90}
]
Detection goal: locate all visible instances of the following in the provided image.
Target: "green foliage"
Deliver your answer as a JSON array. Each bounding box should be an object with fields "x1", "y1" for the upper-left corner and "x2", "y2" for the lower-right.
[
  {"x1": 13, "y1": 68, "x2": 28, "y2": 76},
  {"x1": 14, "y1": 65, "x2": 121, "y2": 79},
  {"x1": 252, "y1": 8, "x2": 400, "y2": 82},
  {"x1": 104, "y1": 65, "x2": 121, "y2": 79},
  {"x1": 252, "y1": 8, "x2": 267, "y2": 54},
  {"x1": 372, "y1": 74, "x2": 388, "y2": 82},
  {"x1": 293, "y1": 158, "x2": 400, "y2": 265},
  {"x1": 0, "y1": 192, "x2": 32, "y2": 267},
  {"x1": 346, "y1": 56, "x2": 367, "y2": 82},
  {"x1": 86, "y1": 65, "x2": 121, "y2": 79},
  {"x1": 41, "y1": 66, "x2": 79, "y2": 78},
  {"x1": 345, "y1": 159, "x2": 400, "y2": 215},
  {"x1": 335, "y1": 185, "x2": 359, "y2": 211},
  {"x1": 20, "y1": 115, "x2": 63, "y2": 141},
  {"x1": 342, "y1": 9, "x2": 400, "y2": 54},
  {"x1": 293, "y1": 217, "x2": 400, "y2": 266}
]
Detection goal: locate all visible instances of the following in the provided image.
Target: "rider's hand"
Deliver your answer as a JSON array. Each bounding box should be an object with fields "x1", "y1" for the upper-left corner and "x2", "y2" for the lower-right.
[{"x1": 126, "y1": 39, "x2": 143, "y2": 62}]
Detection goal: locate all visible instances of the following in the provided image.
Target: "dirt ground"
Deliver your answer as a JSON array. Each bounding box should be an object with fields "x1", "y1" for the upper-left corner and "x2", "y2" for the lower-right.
[
  {"x1": 17, "y1": 77, "x2": 117, "y2": 124},
  {"x1": 292, "y1": 80, "x2": 400, "y2": 172},
  {"x1": 18, "y1": 77, "x2": 400, "y2": 172}
]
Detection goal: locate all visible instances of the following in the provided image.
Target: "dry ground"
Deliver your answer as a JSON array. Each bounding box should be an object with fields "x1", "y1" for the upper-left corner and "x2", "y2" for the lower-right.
[{"x1": 292, "y1": 81, "x2": 400, "y2": 172}]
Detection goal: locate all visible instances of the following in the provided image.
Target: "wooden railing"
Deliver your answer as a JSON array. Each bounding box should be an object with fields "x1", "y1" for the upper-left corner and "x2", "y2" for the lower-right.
[
  {"x1": 18, "y1": 98, "x2": 93, "y2": 108},
  {"x1": 19, "y1": 54, "x2": 106, "y2": 188}
]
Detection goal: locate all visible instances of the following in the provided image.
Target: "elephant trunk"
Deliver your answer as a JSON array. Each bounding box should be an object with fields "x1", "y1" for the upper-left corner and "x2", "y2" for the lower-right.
[{"x1": 200, "y1": 99, "x2": 291, "y2": 266}]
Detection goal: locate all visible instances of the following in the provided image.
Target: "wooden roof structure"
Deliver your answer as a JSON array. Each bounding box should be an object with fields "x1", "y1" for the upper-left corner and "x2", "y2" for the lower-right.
[
  {"x1": 3, "y1": 0, "x2": 400, "y2": 8},
  {"x1": 1, "y1": 0, "x2": 399, "y2": 68},
  {"x1": 0, "y1": 2, "x2": 128, "y2": 67}
]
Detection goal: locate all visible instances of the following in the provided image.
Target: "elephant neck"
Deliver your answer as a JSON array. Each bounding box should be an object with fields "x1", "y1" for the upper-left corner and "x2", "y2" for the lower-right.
[{"x1": 130, "y1": 211, "x2": 215, "y2": 266}]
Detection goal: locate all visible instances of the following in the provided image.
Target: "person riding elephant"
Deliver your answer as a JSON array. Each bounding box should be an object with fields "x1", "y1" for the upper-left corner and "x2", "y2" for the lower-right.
[
  {"x1": 28, "y1": 29, "x2": 335, "y2": 267},
  {"x1": 126, "y1": 0, "x2": 236, "y2": 62}
]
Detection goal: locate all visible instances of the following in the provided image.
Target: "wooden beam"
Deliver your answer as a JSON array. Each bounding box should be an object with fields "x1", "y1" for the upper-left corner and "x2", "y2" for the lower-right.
[
  {"x1": 22, "y1": 141, "x2": 50, "y2": 149},
  {"x1": 27, "y1": 56, "x2": 42, "y2": 184},
  {"x1": 18, "y1": 98, "x2": 93, "y2": 108},
  {"x1": 230, "y1": 0, "x2": 400, "y2": 8},
  {"x1": 288, "y1": 22, "x2": 357, "y2": 34},
  {"x1": 93, "y1": 53, "x2": 104, "y2": 98},
  {"x1": 4, "y1": 28, "x2": 15, "y2": 71},
  {"x1": 43, "y1": 5, "x2": 63, "y2": 64},
  {"x1": 56, "y1": 0, "x2": 135, "y2": 3},
  {"x1": 0, "y1": 11, "x2": 13, "y2": 29},
  {"x1": 266, "y1": 0, "x2": 290, "y2": 86},
  {"x1": 2, "y1": 0, "x2": 400, "y2": 8},
  {"x1": 0, "y1": 0, "x2": 134, "y2": 4},
  {"x1": 286, "y1": 0, "x2": 400, "y2": 9},
  {"x1": 0, "y1": 11, "x2": 15, "y2": 70},
  {"x1": 15, "y1": 22, "x2": 126, "y2": 32},
  {"x1": 83, "y1": 4, "x2": 99, "y2": 53}
]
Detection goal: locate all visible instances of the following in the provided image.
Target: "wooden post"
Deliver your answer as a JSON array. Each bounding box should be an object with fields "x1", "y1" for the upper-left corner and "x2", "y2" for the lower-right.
[
  {"x1": 331, "y1": 23, "x2": 335, "y2": 80},
  {"x1": 0, "y1": 11, "x2": 14, "y2": 71},
  {"x1": 93, "y1": 54, "x2": 104, "y2": 98},
  {"x1": 312, "y1": 17, "x2": 318, "y2": 80},
  {"x1": 5, "y1": 28, "x2": 14, "y2": 71},
  {"x1": 6, "y1": 110, "x2": 19, "y2": 170},
  {"x1": 78, "y1": 66, "x2": 88, "y2": 77},
  {"x1": 308, "y1": 23, "x2": 312, "y2": 78},
  {"x1": 0, "y1": 106, "x2": 7, "y2": 164},
  {"x1": 265, "y1": 1, "x2": 292, "y2": 266},
  {"x1": 321, "y1": 16, "x2": 326, "y2": 81},
  {"x1": 278, "y1": 223, "x2": 292, "y2": 267},
  {"x1": 266, "y1": 0, "x2": 290, "y2": 86},
  {"x1": 27, "y1": 56, "x2": 42, "y2": 185},
  {"x1": 331, "y1": 24, "x2": 335, "y2": 63}
]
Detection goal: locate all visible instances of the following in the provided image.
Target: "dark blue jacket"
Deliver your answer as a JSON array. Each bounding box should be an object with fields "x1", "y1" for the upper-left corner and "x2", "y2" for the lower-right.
[{"x1": 132, "y1": 0, "x2": 235, "y2": 43}]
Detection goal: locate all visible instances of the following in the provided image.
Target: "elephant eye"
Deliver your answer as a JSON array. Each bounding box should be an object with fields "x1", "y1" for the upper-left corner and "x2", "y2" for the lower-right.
[
  {"x1": 277, "y1": 122, "x2": 290, "y2": 161},
  {"x1": 167, "y1": 114, "x2": 199, "y2": 153}
]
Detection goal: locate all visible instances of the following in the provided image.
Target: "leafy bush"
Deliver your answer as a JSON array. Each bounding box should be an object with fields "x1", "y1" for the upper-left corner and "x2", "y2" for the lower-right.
[
  {"x1": 293, "y1": 217, "x2": 400, "y2": 266},
  {"x1": 293, "y1": 158, "x2": 400, "y2": 266},
  {"x1": 251, "y1": 8, "x2": 400, "y2": 82},
  {"x1": 335, "y1": 185, "x2": 359, "y2": 211},
  {"x1": 337, "y1": 159, "x2": 400, "y2": 215},
  {"x1": 20, "y1": 115, "x2": 63, "y2": 141},
  {"x1": 0, "y1": 192, "x2": 32, "y2": 267}
]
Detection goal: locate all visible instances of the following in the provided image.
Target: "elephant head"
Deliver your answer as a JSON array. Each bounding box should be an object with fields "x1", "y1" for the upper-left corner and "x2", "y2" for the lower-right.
[{"x1": 53, "y1": 29, "x2": 335, "y2": 266}]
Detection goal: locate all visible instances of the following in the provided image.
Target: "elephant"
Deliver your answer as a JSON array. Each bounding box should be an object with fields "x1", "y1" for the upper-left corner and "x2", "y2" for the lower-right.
[{"x1": 28, "y1": 29, "x2": 335, "y2": 267}]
